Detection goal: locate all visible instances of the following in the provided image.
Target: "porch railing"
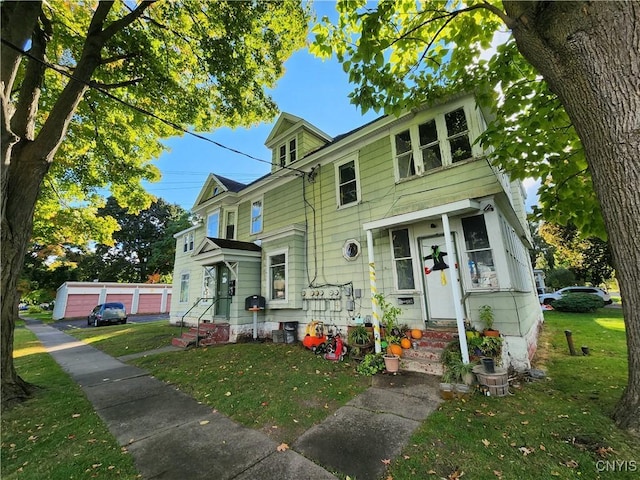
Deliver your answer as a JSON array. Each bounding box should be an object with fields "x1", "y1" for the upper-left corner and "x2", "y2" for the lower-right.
[{"x1": 180, "y1": 297, "x2": 231, "y2": 347}]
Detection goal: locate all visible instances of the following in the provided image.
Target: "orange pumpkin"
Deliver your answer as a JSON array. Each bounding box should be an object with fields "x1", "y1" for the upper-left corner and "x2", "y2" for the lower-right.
[
  {"x1": 410, "y1": 329, "x2": 423, "y2": 339},
  {"x1": 388, "y1": 344, "x2": 403, "y2": 357},
  {"x1": 400, "y1": 337, "x2": 412, "y2": 349}
]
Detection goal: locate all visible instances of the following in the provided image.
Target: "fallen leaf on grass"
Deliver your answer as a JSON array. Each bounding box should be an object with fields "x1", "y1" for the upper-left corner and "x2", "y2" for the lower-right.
[
  {"x1": 72, "y1": 414, "x2": 81, "y2": 418},
  {"x1": 448, "y1": 468, "x2": 464, "y2": 479},
  {"x1": 521, "y1": 420, "x2": 529, "y2": 425},
  {"x1": 519, "y1": 446, "x2": 534, "y2": 456},
  {"x1": 563, "y1": 460, "x2": 579, "y2": 468},
  {"x1": 539, "y1": 444, "x2": 546, "y2": 451},
  {"x1": 277, "y1": 443, "x2": 289, "y2": 452},
  {"x1": 224, "y1": 391, "x2": 231, "y2": 396},
  {"x1": 493, "y1": 471, "x2": 503, "y2": 478},
  {"x1": 481, "y1": 439, "x2": 490, "y2": 447}
]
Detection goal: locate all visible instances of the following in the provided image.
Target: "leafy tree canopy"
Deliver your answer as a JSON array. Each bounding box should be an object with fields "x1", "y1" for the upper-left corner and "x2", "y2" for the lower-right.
[
  {"x1": 311, "y1": 0, "x2": 604, "y2": 237},
  {"x1": 11, "y1": 0, "x2": 310, "y2": 248}
]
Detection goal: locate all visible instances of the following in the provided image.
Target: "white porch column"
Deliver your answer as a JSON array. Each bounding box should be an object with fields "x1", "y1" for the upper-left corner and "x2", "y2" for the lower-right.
[
  {"x1": 441, "y1": 213, "x2": 470, "y2": 363},
  {"x1": 366, "y1": 229, "x2": 382, "y2": 354}
]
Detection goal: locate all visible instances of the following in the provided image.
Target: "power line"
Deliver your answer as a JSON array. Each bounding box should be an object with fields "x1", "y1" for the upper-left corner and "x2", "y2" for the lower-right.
[{"x1": 1, "y1": 37, "x2": 307, "y2": 176}]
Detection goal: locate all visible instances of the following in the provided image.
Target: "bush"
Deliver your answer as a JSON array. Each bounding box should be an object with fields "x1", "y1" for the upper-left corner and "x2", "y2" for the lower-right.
[
  {"x1": 552, "y1": 293, "x2": 605, "y2": 312},
  {"x1": 356, "y1": 353, "x2": 385, "y2": 376}
]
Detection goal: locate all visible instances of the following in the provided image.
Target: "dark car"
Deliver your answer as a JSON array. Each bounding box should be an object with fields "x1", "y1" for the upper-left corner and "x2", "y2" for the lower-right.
[{"x1": 88, "y1": 302, "x2": 127, "y2": 327}]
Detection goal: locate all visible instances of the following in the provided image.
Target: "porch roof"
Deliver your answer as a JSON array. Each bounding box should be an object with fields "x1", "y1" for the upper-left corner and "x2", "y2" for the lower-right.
[
  {"x1": 193, "y1": 237, "x2": 262, "y2": 264},
  {"x1": 362, "y1": 199, "x2": 481, "y2": 231}
]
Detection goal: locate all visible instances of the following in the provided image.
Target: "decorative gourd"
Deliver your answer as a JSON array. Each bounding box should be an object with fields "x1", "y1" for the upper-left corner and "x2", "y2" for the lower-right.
[
  {"x1": 411, "y1": 329, "x2": 423, "y2": 339},
  {"x1": 388, "y1": 344, "x2": 403, "y2": 356},
  {"x1": 400, "y1": 337, "x2": 412, "y2": 349}
]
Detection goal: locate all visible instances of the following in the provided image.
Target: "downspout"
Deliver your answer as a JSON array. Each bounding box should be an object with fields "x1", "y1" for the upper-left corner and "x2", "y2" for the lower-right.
[
  {"x1": 441, "y1": 213, "x2": 470, "y2": 363},
  {"x1": 365, "y1": 229, "x2": 382, "y2": 354}
]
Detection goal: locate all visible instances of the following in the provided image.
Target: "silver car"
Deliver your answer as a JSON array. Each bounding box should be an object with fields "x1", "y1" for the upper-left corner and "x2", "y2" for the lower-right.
[
  {"x1": 538, "y1": 286, "x2": 612, "y2": 305},
  {"x1": 88, "y1": 302, "x2": 128, "y2": 326}
]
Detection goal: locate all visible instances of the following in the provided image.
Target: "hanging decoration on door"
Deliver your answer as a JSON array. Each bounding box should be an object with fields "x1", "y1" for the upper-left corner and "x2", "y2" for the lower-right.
[{"x1": 424, "y1": 245, "x2": 449, "y2": 285}]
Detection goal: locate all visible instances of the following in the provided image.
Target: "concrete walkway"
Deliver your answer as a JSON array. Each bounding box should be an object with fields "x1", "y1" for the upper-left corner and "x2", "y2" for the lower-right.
[{"x1": 25, "y1": 321, "x2": 442, "y2": 480}]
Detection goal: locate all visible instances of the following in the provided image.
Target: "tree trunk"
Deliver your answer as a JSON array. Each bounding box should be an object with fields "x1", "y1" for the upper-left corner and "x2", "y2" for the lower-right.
[
  {"x1": 1, "y1": 142, "x2": 50, "y2": 406},
  {"x1": 503, "y1": 1, "x2": 640, "y2": 435}
]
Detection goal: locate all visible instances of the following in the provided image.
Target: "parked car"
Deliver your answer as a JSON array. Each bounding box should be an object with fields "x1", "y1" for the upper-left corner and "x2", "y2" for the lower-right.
[
  {"x1": 88, "y1": 302, "x2": 127, "y2": 326},
  {"x1": 538, "y1": 286, "x2": 612, "y2": 305}
]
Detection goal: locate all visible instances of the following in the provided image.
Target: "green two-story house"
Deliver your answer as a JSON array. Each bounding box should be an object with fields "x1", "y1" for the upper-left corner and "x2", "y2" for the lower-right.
[{"x1": 170, "y1": 93, "x2": 543, "y2": 371}]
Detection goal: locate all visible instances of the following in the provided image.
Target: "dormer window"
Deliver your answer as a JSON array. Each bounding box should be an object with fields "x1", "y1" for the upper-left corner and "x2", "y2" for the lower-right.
[
  {"x1": 289, "y1": 138, "x2": 297, "y2": 162},
  {"x1": 277, "y1": 136, "x2": 298, "y2": 167}
]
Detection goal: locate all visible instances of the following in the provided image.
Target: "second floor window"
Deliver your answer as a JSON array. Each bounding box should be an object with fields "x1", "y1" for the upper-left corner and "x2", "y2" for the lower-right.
[
  {"x1": 207, "y1": 211, "x2": 219, "y2": 238},
  {"x1": 183, "y1": 232, "x2": 194, "y2": 252},
  {"x1": 392, "y1": 106, "x2": 474, "y2": 180},
  {"x1": 337, "y1": 158, "x2": 359, "y2": 206},
  {"x1": 251, "y1": 199, "x2": 263, "y2": 235}
]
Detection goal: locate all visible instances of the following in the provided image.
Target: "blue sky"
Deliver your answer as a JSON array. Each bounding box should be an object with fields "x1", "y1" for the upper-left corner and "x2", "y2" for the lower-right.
[
  {"x1": 144, "y1": 1, "x2": 539, "y2": 212},
  {"x1": 144, "y1": 2, "x2": 379, "y2": 210}
]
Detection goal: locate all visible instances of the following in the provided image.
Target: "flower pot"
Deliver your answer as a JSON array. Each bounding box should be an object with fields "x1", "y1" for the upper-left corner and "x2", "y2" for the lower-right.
[
  {"x1": 439, "y1": 382, "x2": 455, "y2": 400},
  {"x1": 481, "y1": 357, "x2": 495, "y2": 374},
  {"x1": 483, "y1": 329, "x2": 500, "y2": 337},
  {"x1": 383, "y1": 354, "x2": 400, "y2": 373}
]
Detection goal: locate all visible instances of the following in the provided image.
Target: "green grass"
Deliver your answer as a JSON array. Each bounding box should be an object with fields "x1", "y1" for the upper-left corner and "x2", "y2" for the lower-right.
[
  {"x1": 386, "y1": 309, "x2": 639, "y2": 480},
  {"x1": 131, "y1": 343, "x2": 371, "y2": 443},
  {"x1": 1, "y1": 326, "x2": 139, "y2": 480},
  {"x1": 67, "y1": 320, "x2": 182, "y2": 357},
  {"x1": 5, "y1": 311, "x2": 638, "y2": 479}
]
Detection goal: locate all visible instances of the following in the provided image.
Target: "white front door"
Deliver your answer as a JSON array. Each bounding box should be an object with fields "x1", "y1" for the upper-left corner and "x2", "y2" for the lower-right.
[{"x1": 420, "y1": 235, "x2": 461, "y2": 322}]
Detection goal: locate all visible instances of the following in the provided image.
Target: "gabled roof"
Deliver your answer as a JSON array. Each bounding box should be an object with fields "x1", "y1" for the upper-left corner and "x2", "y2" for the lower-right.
[
  {"x1": 264, "y1": 112, "x2": 332, "y2": 148},
  {"x1": 192, "y1": 237, "x2": 262, "y2": 264},
  {"x1": 193, "y1": 173, "x2": 247, "y2": 208}
]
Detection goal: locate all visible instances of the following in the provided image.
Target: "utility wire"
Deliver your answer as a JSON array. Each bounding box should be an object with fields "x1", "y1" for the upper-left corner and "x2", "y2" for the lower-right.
[{"x1": 1, "y1": 37, "x2": 307, "y2": 176}]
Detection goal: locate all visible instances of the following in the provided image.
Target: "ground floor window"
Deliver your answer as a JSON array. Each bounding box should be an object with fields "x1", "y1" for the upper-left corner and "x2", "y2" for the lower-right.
[
  {"x1": 462, "y1": 215, "x2": 498, "y2": 288},
  {"x1": 391, "y1": 228, "x2": 415, "y2": 290},
  {"x1": 202, "y1": 267, "x2": 215, "y2": 301},
  {"x1": 269, "y1": 252, "x2": 287, "y2": 300},
  {"x1": 179, "y1": 273, "x2": 190, "y2": 303}
]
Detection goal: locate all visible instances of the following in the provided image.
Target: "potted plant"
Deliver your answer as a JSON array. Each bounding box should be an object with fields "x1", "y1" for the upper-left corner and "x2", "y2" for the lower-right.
[
  {"x1": 348, "y1": 324, "x2": 373, "y2": 359},
  {"x1": 440, "y1": 339, "x2": 477, "y2": 397},
  {"x1": 479, "y1": 305, "x2": 499, "y2": 337},
  {"x1": 374, "y1": 293, "x2": 404, "y2": 363},
  {"x1": 374, "y1": 293, "x2": 403, "y2": 335},
  {"x1": 479, "y1": 335, "x2": 503, "y2": 373}
]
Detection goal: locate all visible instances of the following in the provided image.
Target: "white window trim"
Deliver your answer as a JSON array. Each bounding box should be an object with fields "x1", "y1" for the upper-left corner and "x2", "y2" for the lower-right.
[
  {"x1": 335, "y1": 154, "x2": 361, "y2": 209},
  {"x1": 267, "y1": 248, "x2": 289, "y2": 304},
  {"x1": 250, "y1": 196, "x2": 264, "y2": 235},
  {"x1": 207, "y1": 209, "x2": 221, "y2": 238},
  {"x1": 390, "y1": 104, "x2": 475, "y2": 182},
  {"x1": 179, "y1": 273, "x2": 190, "y2": 303},
  {"x1": 278, "y1": 134, "x2": 299, "y2": 167},
  {"x1": 223, "y1": 207, "x2": 238, "y2": 240},
  {"x1": 389, "y1": 228, "x2": 419, "y2": 293},
  {"x1": 461, "y1": 214, "x2": 499, "y2": 290},
  {"x1": 202, "y1": 266, "x2": 215, "y2": 303}
]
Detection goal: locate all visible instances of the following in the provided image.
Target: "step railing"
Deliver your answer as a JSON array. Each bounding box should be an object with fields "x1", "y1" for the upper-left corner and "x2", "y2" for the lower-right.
[{"x1": 180, "y1": 297, "x2": 231, "y2": 347}]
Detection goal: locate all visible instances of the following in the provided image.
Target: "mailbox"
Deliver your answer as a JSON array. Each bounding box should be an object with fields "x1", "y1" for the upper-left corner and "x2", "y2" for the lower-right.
[{"x1": 245, "y1": 295, "x2": 265, "y2": 311}]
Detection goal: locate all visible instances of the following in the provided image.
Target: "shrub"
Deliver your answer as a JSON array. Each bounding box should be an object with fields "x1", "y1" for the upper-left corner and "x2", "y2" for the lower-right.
[
  {"x1": 356, "y1": 353, "x2": 385, "y2": 376},
  {"x1": 552, "y1": 293, "x2": 605, "y2": 312}
]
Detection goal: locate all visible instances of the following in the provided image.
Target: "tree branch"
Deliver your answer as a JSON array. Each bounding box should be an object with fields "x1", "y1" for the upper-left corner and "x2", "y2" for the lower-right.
[
  {"x1": 11, "y1": 10, "x2": 52, "y2": 141},
  {"x1": 89, "y1": 78, "x2": 144, "y2": 89},
  {"x1": 29, "y1": 1, "x2": 155, "y2": 161},
  {"x1": 0, "y1": 1, "x2": 42, "y2": 98}
]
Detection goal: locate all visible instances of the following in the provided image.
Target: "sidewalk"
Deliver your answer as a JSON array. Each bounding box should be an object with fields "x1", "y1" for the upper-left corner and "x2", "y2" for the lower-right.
[{"x1": 26, "y1": 321, "x2": 442, "y2": 480}]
